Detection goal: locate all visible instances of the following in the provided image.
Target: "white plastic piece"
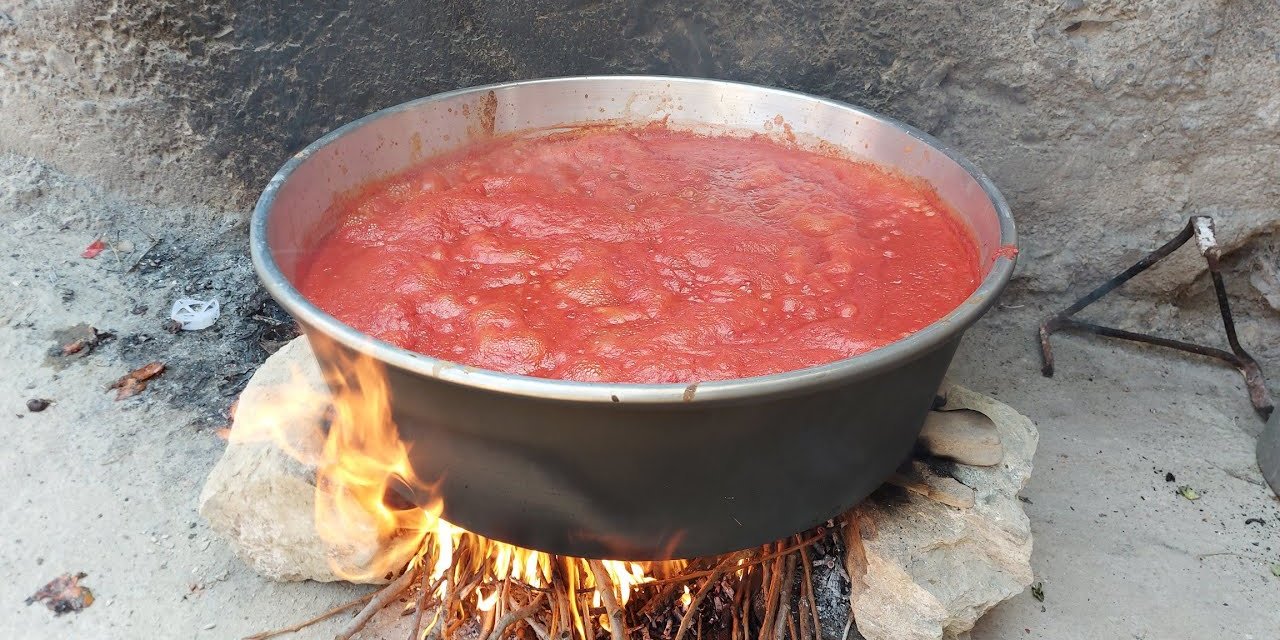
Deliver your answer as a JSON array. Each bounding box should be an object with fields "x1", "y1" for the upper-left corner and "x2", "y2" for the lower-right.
[{"x1": 170, "y1": 298, "x2": 221, "y2": 331}]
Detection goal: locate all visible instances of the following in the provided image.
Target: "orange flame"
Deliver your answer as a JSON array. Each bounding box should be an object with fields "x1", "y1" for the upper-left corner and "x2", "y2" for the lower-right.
[{"x1": 229, "y1": 337, "x2": 684, "y2": 621}]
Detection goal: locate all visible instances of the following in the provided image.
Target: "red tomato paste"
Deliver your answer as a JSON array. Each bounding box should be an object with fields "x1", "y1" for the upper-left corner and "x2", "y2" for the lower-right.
[{"x1": 299, "y1": 126, "x2": 982, "y2": 383}]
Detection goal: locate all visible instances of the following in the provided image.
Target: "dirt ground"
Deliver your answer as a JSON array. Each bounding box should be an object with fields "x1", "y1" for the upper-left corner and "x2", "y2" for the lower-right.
[{"x1": 2, "y1": 152, "x2": 1278, "y2": 638}]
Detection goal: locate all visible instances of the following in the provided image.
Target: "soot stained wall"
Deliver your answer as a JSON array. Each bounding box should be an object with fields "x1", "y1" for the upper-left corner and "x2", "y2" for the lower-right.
[{"x1": 1, "y1": 0, "x2": 1277, "y2": 293}]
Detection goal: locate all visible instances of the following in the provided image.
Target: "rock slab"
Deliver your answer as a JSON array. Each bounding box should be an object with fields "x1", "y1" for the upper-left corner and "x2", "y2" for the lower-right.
[
  {"x1": 844, "y1": 384, "x2": 1037, "y2": 640},
  {"x1": 199, "y1": 336, "x2": 386, "y2": 583},
  {"x1": 887, "y1": 461, "x2": 976, "y2": 510},
  {"x1": 917, "y1": 409, "x2": 1003, "y2": 467}
]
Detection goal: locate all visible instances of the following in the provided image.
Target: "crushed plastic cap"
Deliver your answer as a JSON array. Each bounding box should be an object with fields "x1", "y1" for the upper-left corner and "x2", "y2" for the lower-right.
[{"x1": 170, "y1": 298, "x2": 221, "y2": 331}]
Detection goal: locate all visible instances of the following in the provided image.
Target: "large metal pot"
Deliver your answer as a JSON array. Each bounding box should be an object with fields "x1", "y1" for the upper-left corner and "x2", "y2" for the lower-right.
[{"x1": 251, "y1": 76, "x2": 1017, "y2": 560}]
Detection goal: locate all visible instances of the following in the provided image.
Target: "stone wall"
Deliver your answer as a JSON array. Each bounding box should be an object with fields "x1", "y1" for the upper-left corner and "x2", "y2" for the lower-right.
[{"x1": 2, "y1": 0, "x2": 1278, "y2": 295}]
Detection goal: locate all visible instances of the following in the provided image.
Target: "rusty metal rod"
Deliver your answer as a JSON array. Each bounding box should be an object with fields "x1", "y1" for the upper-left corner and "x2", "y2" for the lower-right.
[
  {"x1": 1039, "y1": 216, "x2": 1273, "y2": 420},
  {"x1": 1048, "y1": 318, "x2": 1240, "y2": 363}
]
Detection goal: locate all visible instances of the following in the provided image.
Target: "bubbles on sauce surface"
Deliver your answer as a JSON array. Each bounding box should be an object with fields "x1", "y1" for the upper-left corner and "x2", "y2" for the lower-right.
[{"x1": 299, "y1": 126, "x2": 982, "y2": 383}]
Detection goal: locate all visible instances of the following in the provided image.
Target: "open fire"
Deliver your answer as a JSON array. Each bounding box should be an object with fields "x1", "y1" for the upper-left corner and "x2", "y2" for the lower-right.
[
  {"x1": 229, "y1": 337, "x2": 833, "y2": 640},
  {"x1": 201, "y1": 332, "x2": 1038, "y2": 640}
]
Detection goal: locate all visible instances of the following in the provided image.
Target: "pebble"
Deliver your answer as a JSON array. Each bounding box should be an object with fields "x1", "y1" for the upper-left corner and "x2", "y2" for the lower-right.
[
  {"x1": 26, "y1": 398, "x2": 50, "y2": 412},
  {"x1": 917, "y1": 409, "x2": 1004, "y2": 466}
]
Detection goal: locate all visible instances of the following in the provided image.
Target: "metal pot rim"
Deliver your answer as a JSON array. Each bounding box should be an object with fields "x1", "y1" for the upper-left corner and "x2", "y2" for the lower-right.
[{"x1": 250, "y1": 75, "x2": 1017, "y2": 405}]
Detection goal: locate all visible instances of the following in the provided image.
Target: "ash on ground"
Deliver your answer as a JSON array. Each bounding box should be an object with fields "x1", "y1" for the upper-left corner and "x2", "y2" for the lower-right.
[{"x1": 3, "y1": 155, "x2": 298, "y2": 428}]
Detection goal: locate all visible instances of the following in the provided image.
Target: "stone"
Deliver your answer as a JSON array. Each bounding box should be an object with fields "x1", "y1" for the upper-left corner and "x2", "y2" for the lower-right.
[
  {"x1": 844, "y1": 384, "x2": 1037, "y2": 640},
  {"x1": 198, "y1": 336, "x2": 402, "y2": 584},
  {"x1": 199, "y1": 439, "x2": 334, "y2": 582},
  {"x1": 1250, "y1": 255, "x2": 1280, "y2": 312},
  {"x1": 917, "y1": 409, "x2": 1003, "y2": 467},
  {"x1": 887, "y1": 461, "x2": 976, "y2": 510}
]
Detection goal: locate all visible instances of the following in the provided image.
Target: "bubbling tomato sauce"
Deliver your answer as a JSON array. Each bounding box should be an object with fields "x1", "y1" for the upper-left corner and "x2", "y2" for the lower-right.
[{"x1": 298, "y1": 126, "x2": 982, "y2": 383}]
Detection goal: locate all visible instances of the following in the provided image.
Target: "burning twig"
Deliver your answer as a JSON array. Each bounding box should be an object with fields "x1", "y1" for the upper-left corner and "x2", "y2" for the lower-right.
[
  {"x1": 757, "y1": 548, "x2": 782, "y2": 640},
  {"x1": 514, "y1": 592, "x2": 551, "y2": 640},
  {"x1": 580, "y1": 593, "x2": 594, "y2": 640},
  {"x1": 407, "y1": 570, "x2": 435, "y2": 640},
  {"x1": 552, "y1": 566, "x2": 571, "y2": 640},
  {"x1": 242, "y1": 591, "x2": 377, "y2": 640},
  {"x1": 486, "y1": 592, "x2": 545, "y2": 640},
  {"x1": 798, "y1": 541, "x2": 820, "y2": 640},
  {"x1": 589, "y1": 559, "x2": 627, "y2": 640},
  {"x1": 447, "y1": 574, "x2": 480, "y2": 638},
  {"x1": 479, "y1": 598, "x2": 498, "y2": 640},
  {"x1": 636, "y1": 558, "x2": 715, "y2": 618},
  {"x1": 641, "y1": 533, "x2": 822, "y2": 589},
  {"x1": 730, "y1": 564, "x2": 747, "y2": 640},
  {"x1": 672, "y1": 550, "x2": 748, "y2": 640},
  {"x1": 770, "y1": 554, "x2": 797, "y2": 640},
  {"x1": 437, "y1": 576, "x2": 458, "y2": 640},
  {"x1": 336, "y1": 565, "x2": 421, "y2": 640}
]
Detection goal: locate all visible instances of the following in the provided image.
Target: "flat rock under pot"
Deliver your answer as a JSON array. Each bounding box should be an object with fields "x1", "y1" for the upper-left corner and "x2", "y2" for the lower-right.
[
  {"x1": 198, "y1": 336, "x2": 412, "y2": 584},
  {"x1": 843, "y1": 383, "x2": 1038, "y2": 640}
]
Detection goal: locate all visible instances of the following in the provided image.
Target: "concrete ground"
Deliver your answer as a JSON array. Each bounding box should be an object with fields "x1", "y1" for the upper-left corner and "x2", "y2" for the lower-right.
[
  {"x1": 2, "y1": 156, "x2": 1278, "y2": 638},
  {"x1": 957, "y1": 304, "x2": 1279, "y2": 640}
]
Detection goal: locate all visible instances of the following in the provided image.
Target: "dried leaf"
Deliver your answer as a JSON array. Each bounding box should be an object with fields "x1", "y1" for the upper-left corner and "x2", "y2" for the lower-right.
[
  {"x1": 109, "y1": 361, "x2": 166, "y2": 400},
  {"x1": 114, "y1": 377, "x2": 146, "y2": 399},
  {"x1": 130, "y1": 361, "x2": 166, "y2": 382},
  {"x1": 81, "y1": 239, "x2": 106, "y2": 259},
  {"x1": 1030, "y1": 582, "x2": 1044, "y2": 602},
  {"x1": 1177, "y1": 485, "x2": 1200, "y2": 501},
  {"x1": 26, "y1": 572, "x2": 94, "y2": 615}
]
